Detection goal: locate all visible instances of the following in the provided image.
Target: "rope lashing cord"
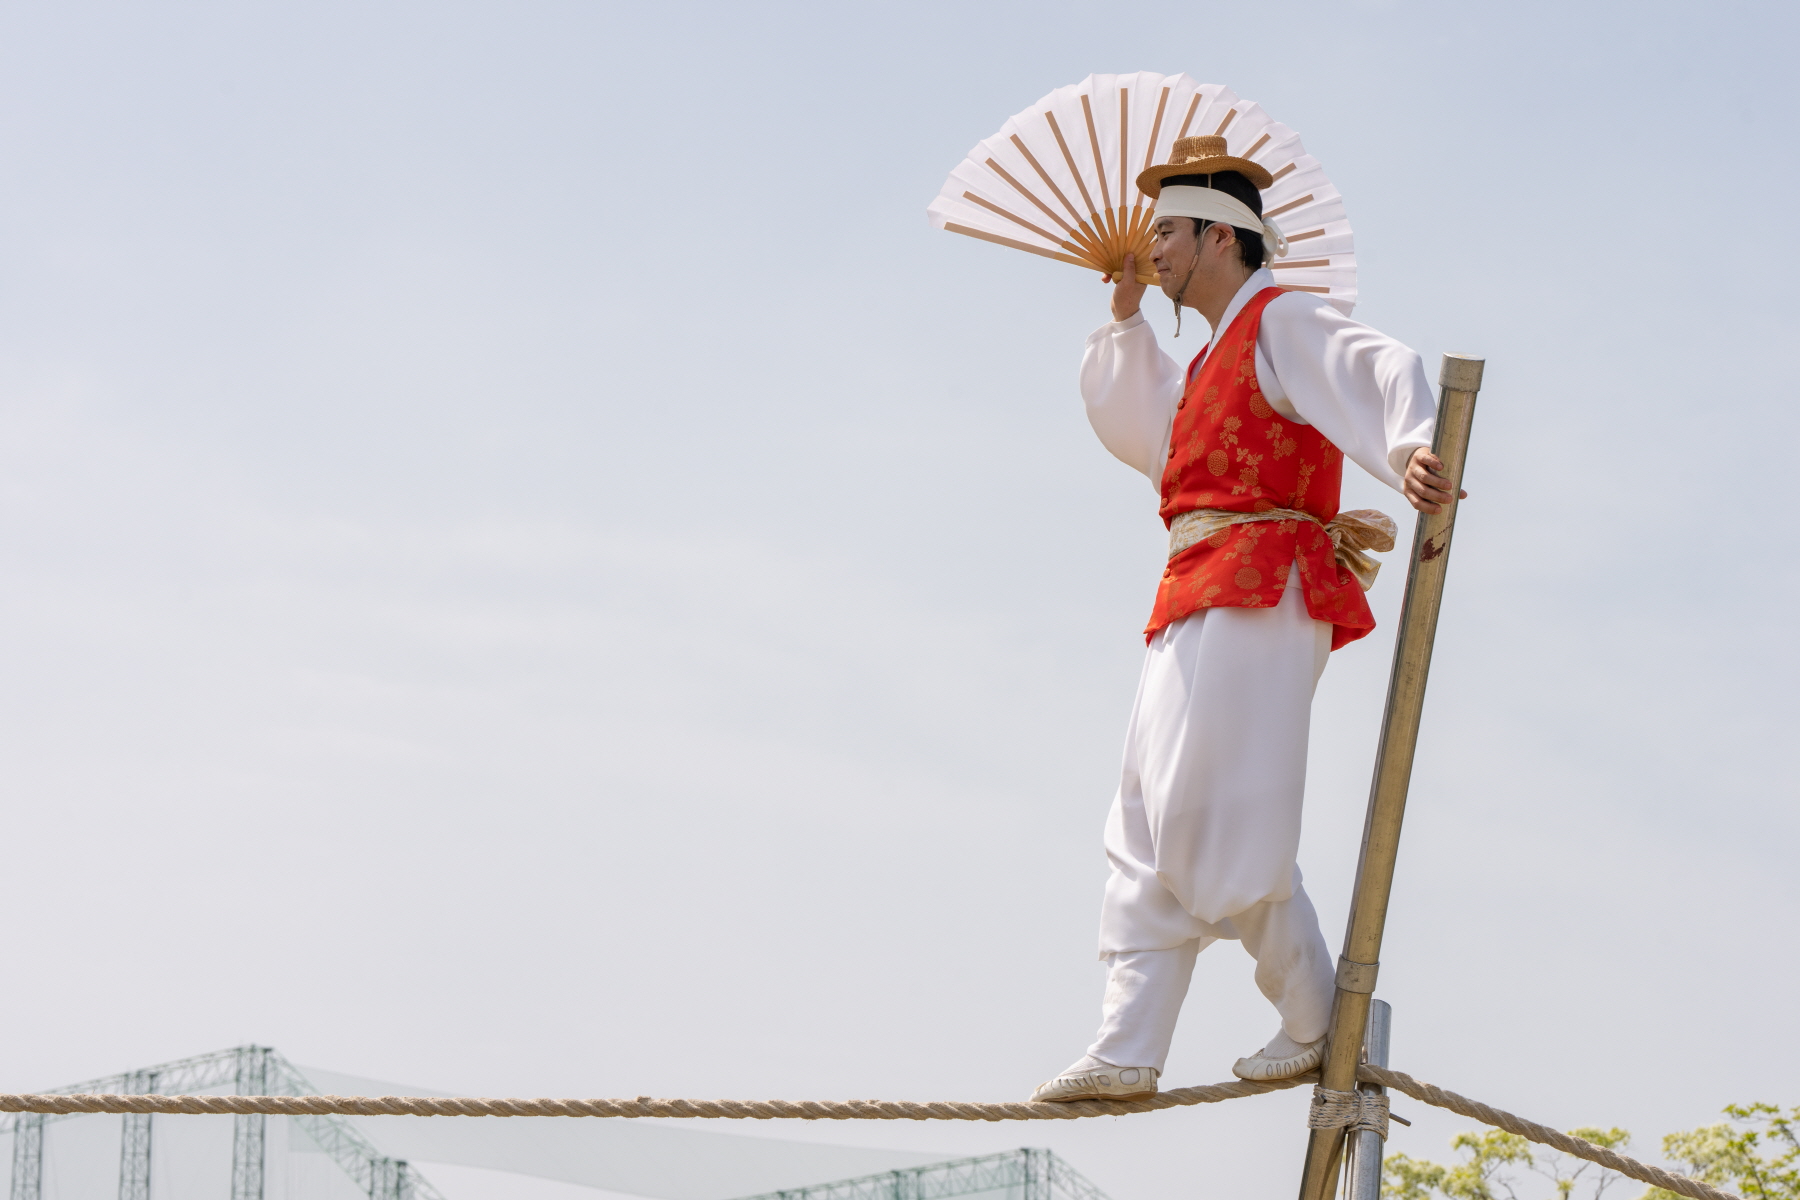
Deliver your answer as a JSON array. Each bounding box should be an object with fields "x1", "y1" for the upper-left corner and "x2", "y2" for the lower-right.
[
  {"x1": 1306, "y1": 1085, "x2": 1389, "y2": 1140},
  {"x1": 0, "y1": 1066, "x2": 1741, "y2": 1200}
]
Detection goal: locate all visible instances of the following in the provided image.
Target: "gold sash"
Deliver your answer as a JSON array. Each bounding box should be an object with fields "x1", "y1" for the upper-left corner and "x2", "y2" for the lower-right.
[{"x1": 1167, "y1": 507, "x2": 1398, "y2": 591}]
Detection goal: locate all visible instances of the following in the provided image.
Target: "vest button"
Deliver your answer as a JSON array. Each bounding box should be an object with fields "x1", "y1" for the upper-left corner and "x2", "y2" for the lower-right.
[
  {"x1": 1162, "y1": 567, "x2": 1173, "y2": 578},
  {"x1": 1177, "y1": 398, "x2": 1187, "y2": 409}
]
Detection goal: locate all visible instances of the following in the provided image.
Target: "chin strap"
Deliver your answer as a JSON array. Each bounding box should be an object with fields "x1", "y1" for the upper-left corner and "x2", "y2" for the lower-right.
[{"x1": 1171, "y1": 223, "x2": 1209, "y2": 337}]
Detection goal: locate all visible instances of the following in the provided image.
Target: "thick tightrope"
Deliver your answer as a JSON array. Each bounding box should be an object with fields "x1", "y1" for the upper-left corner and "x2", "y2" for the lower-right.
[
  {"x1": 0, "y1": 1066, "x2": 1735, "y2": 1200},
  {"x1": 0, "y1": 1076, "x2": 1305, "y2": 1122}
]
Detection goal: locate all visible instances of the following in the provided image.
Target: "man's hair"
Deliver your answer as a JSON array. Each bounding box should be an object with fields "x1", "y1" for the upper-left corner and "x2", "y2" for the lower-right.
[{"x1": 1161, "y1": 170, "x2": 1264, "y2": 272}]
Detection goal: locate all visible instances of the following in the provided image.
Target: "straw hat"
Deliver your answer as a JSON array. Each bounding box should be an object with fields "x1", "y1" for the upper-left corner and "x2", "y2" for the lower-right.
[{"x1": 1136, "y1": 135, "x2": 1273, "y2": 197}]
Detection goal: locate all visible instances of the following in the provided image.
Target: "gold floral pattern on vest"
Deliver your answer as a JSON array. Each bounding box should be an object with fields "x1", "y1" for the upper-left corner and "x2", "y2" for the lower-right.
[{"x1": 1147, "y1": 287, "x2": 1376, "y2": 651}]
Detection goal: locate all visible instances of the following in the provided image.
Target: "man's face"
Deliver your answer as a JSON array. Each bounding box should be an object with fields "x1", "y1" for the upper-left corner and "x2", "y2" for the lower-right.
[{"x1": 1148, "y1": 218, "x2": 1200, "y2": 298}]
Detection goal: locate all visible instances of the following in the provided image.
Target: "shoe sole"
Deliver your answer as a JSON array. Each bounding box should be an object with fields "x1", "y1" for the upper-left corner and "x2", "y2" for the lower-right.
[
  {"x1": 1033, "y1": 1087, "x2": 1157, "y2": 1103},
  {"x1": 1231, "y1": 1056, "x2": 1321, "y2": 1082}
]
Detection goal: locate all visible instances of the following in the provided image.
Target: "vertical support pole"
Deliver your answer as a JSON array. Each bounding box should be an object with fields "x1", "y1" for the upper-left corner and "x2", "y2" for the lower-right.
[
  {"x1": 1347, "y1": 1001, "x2": 1392, "y2": 1200},
  {"x1": 118, "y1": 1070, "x2": 157, "y2": 1200},
  {"x1": 1296, "y1": 354, "x2": 1486, "y2": 1200},
  {"x1": 1023, "y1": 1149, "x2": 1048, "y2": 1200},
  {"x1": 231, "y1": 1047, "x2": 269, "y2": 1200},
  {"x1": 368, "y1": 1157, "x2": 414, "y2": 1200},
  {"x1": 9, "y1": 1114, "x2": 44, "y2": 1200}
]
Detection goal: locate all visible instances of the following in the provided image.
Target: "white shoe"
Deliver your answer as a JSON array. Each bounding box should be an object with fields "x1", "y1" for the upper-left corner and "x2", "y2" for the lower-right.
[
  {"x1": 1232, "y1": 1033, "x2": 1325, "y2": 1081},
  {"x1": 1029, "y1": 1062, "x2": 1158, "y2": 1103}
]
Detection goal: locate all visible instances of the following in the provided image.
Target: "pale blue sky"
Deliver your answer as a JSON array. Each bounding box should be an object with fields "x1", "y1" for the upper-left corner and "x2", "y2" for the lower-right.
[{"x1": 0, "y1": 2, "x2": 1795, "y2": 1197}]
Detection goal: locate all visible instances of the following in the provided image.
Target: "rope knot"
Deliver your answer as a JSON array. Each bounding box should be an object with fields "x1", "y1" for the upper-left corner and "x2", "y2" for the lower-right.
[{"x1": 1307, "y1": 1085, "x2": 1390, "y2": 1140}]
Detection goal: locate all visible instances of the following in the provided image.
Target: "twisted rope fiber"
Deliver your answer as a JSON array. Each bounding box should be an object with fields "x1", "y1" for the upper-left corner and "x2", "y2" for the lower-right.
[
  {"x1": 0, "y1": 1067, "x2": 1739, "y2": 1200},
  {"x1": 0, "y1": 1077, "x2": 1305, "y2": 1122}
]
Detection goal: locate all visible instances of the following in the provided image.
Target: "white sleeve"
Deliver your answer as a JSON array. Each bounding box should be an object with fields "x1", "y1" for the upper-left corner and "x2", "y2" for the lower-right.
[
  {"x1": 1079, "y1": 310, "x2": 1184, "y2": 486},
  {"x1": 1254, "y1": 293, "x2": 1437, "y2": 493}
]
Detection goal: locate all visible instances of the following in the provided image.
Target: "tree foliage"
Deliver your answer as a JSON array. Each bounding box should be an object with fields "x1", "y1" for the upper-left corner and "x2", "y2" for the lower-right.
[
  {"x1": 1643, "y1": 1104, "x2": 1800, "y2": 1200},
  {"x1": 1384, "y1": 1127, "x2": 1631, "y2": 1200},
  {"x1": 1385, "y1": 1104, "x2": 1800, "y2": 1199}
]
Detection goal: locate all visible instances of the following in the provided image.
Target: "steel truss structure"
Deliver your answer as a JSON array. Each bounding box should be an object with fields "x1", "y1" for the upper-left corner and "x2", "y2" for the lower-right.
[
  {"x1": 0, "y1": 1045, "x2": 443, "y2": 1200},
  {"x1": 732, "y1": 1148, "x2": 1110, "y2": 1200}
]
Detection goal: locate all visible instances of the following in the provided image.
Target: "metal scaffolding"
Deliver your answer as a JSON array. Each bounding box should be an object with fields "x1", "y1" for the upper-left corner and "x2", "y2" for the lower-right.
[
  {"x1": 7, "y1": 1114, "x2": 42, "y2": 1200},
  {"x1": 231, "y1": 1046, "x2": 269, "y2": 1200},
  {"x1": 117, "y1": 1070, "x2": 157, "y2": 1200},
  {"x1": 0, "y1": 1045, "x2": 444, "y2": 1200},
  {"x1": 731, "y1": 1148, "x2": 1111, "y2": 1200}
]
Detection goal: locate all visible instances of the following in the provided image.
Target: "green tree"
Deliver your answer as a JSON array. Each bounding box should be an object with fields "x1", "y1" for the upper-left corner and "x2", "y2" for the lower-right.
[
  {"x1": 1385, "y1": 1105, "x2": 1800, "y2": 1200},
  {"x1": 1644, "y1": 1104, "x2": 1800, "y2": 1200},
  {"x1": 1384, "y1": 1126, "x2": 1632, "y2": 1200}
]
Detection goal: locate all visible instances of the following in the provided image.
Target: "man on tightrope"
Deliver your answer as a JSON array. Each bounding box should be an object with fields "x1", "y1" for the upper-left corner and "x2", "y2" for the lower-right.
[{"x1": 1031, "y1": 135, "x2": 1463, "y2": 1103}]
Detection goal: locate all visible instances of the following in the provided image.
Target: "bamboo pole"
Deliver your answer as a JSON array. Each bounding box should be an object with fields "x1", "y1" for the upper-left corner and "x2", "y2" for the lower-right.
[{"x1": 1295, "y1": 353, "x2": 1486, "y2": 1200}]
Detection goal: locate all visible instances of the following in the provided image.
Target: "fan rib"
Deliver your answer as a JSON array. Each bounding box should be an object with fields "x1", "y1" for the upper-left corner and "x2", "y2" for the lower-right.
[
  {"x1": 1078, "y1": 94, "x2": 1117, "y2": 243},
  {"x1": 1173, "y1": 92, "x2": 1202, "y2": 140},
  {"x1": 1264, "y1": 193, "x2": 1315, "y2": 219},
  {"x1": 1286, "y1": 228, "x2": 1326, "y2": 243},
  {"x1": 1119, "y1": 89, "x2": 1132, "y2": 207},
  {"x1": 1009, "y1": 135, "x2": 1087, "y2": 225},
  {"x1": 1213, "y1": 108, "x2": 1238, "y2": 136},
  {"x1": 1080, "y1": 94, "x2": 1112, "y2": 210},
  {"x1": 1144, "y1": 87, "x2": 1171, "y2": 173},
  {"x1": 1280, "y1": 284, "x2": 1331, "y2": 294},
  {"x1": 1043, "y1": 114, "x2": 1107, "y2": 234},
  {"x1": 1270, "y1": 258, "x2": 1330, "y2": 270},
  {"x1": 1270, "y1": 162, "x2": 1297, "y2": 182},
  {"x1": 945, "y1": 223, "x2": 1095, "y2": 269},
  {"x1": 1002, "y1": 139, "x2": 1109, "y2": 261},
  {"x1": 1244, "y1": 132, "x2": 1271, "y2": 159},
  {"x1": 985, "y1": 158, "x2": 1078, "y2": 235},
  {"x1": 961, "y1": 191, "x2": 1083, "y2": 254}
]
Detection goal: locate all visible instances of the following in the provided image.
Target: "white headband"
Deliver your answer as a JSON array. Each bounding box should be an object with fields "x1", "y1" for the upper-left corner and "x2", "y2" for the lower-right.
[{"x1": 1152, "y1": 185, "x2": 1289, "y2": 265}]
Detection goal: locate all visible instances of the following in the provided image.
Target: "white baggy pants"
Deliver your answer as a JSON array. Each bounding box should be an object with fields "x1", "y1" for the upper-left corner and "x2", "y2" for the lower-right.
[{"x1": 1087, "y1": 574, "x2": 1337, "y2": 1072}]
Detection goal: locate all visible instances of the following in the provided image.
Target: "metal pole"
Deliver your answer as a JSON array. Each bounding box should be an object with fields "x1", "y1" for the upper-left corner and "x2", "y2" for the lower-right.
[
  {"x1": 1347, "y1": 1001, "x2": 1392, "y2": 1200},
  {"x1": 1296, "y1": 354, "x2": 1486, "y2": 1200}
]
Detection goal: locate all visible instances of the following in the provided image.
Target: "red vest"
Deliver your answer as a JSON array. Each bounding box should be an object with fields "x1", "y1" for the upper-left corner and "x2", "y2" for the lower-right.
[{"x1": 1147, "y1": 287, "x2": 1375, "y2": 651}]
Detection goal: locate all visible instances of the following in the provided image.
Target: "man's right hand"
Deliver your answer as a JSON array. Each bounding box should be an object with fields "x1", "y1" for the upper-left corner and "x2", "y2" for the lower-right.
[{"x1": 1102, "y1": 252, "x2": 1147, "y2": 322}]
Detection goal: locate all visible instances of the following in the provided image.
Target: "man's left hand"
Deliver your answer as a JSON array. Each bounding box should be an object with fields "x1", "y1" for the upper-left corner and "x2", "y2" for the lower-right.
[{"x1": 1403, "y1": 447, "x2": 1467, "y2": 514}]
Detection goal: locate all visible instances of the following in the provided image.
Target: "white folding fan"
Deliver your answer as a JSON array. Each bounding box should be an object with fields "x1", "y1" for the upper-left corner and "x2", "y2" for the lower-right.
[{"x1": 928, "y1": 72, "x2": 1357, "y2": 314}]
